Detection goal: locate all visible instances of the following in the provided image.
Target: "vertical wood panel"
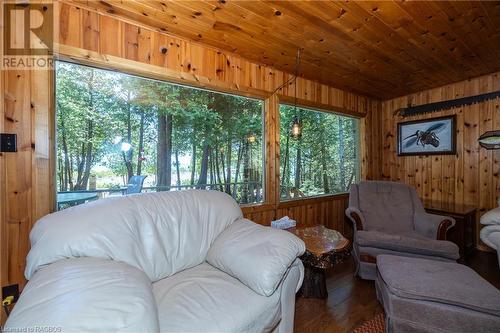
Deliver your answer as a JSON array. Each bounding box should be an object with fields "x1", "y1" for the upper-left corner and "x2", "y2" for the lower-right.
[
  {"x1": 32, "y1": 69, "x2": 55, "y2": 223},
  {"x1": 124, "y1": 23, "x2": 139, "y2": 61},
  {"x1": 99, "y1": 15, "x2": 121, "y2": 57},
  {"x1": 265, "y1": 95, "x2": 279, "y2": 206},
  {"x1": 81, "y1": 9, "x2": 99, "y2": 52},
  {"x1": 58, "y1": 4, "x2": 81, "y2": 47},
  {"x1": 4, "y1": 70, "x2": 33, "y2": 288}
]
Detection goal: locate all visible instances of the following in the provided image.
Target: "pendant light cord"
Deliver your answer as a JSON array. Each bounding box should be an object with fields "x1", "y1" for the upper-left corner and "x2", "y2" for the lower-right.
[
  {"x1": 294, "y1": 48, "x2": 301, "y2": 109},
  {"x1": 272, "y1": 48, "x2": 302, "y2": 95}
]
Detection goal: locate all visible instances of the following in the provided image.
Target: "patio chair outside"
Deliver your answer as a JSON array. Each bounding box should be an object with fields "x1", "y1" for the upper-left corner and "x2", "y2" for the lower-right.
[{"x1": 126, "y1": 175, "x2": 147, "y2": 195}]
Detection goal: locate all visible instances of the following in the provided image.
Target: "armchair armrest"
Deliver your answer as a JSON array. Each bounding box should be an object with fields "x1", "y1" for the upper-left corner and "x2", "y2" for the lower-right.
[
  {"x1": 5, "y1": 258, "x2": 159, "y2": 333},
  {"x1": 414, "y1": 213, "x2": 455, "y2": 240},
  {"x1": 345, "y1": 207, "x2": 365, "y2": 231},
  {"x1": 206, "y1": 219, "x2": 305, "y2": 296}
]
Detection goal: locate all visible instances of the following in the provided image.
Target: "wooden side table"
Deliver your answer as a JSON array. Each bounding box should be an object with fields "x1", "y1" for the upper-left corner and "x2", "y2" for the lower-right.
[
  {"x1": 287, "y1": 225, "x2": 351, "y2": 299},
  {"x1": 423, "y1": 201, "x2": 477, "y2": 259}
]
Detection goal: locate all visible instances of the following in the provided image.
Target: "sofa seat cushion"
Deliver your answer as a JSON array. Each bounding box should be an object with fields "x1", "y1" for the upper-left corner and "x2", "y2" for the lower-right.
[
  {"x1": 153, "y1": 263, "x2": 281, "y2": 333},
  {"x1": 356, "y1": 230, "x2": 459, "y2": 260},
  {"x1": 377, "y1": 255, "x2": 500, "y2": 316}
]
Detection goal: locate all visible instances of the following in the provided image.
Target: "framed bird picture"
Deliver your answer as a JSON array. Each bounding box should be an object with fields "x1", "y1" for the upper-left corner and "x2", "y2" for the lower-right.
[{"x1": 397, "y1": 115, "x2": 456, "y2": 156}]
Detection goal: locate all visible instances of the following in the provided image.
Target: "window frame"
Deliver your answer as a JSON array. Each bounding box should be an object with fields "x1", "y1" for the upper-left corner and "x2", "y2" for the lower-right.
[
  {"x1": 277, "y1": 100, "x2": 361, "y2": 203},
  {"x1": 53, "y1": 58, "x2": 267, "y2": 206},
  {"x1": 50, "y1": 54, "x2": 366, "y2": 212}
]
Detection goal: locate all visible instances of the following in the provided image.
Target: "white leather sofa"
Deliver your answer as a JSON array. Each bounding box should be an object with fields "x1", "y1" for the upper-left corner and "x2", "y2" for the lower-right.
[
  {"x1": 480, "y1": 200, "x2": 500, "y2": 267},
  {"x1": 5, "y1": 190, "x2": 305, "y2": 333}
]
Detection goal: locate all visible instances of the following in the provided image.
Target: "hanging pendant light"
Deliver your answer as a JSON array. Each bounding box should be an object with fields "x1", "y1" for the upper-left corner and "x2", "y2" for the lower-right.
[
  {"x1": 247, "y1": 132, "x2": 256, "y2": 143},
  {"x1": 290, "y1": 49, "x2": 302, "y2": 139},
  {"x1": 291, "y1": 116, "x2": 301, "y2": 138}
]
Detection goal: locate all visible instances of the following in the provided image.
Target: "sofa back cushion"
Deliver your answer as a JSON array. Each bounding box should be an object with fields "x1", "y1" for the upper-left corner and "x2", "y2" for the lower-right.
[
  {"x1": 25, "y1": 190, "x2": 243, "y2": 281},
  {"x1": 356, "y1": 181, "x2": 415, "y2": 233}
]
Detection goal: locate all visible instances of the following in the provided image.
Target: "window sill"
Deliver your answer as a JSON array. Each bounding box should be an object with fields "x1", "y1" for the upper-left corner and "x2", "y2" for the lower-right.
[
  {"x1": 240, "y1": 193, "x2": 350, "y2": 214},
  {"x1": 277, "y1": 193, "x2": 349, "y2": 208},
  {"x1": 240, "y1": 203, "x2": 274, "y2": 214}
]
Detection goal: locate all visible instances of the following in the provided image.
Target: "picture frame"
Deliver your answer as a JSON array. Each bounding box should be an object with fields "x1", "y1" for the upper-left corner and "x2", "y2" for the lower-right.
[{"x1": 397, "y1": 115, "x2": 456, "y2": 156}]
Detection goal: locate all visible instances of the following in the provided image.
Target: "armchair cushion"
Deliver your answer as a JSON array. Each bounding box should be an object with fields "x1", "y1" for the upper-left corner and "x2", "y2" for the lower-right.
[
  {"x1": 357, "y1": 181, "x2": 415, "y2": 233},
  {"x1": 207, "y1": 219, "x2": 305, "y2": 296},
  {"x1": 357, "y1": 230, "x2": 459, "y2": 260},
  {"x1": 414, "y1": 212, "x2": 455, "y2": 239}
]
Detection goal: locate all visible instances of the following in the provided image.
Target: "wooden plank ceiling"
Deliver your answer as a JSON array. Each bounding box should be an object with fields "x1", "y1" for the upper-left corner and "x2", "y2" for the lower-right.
[{"x1": 69, "y1": 0, "x2": 500, "y2": 99}]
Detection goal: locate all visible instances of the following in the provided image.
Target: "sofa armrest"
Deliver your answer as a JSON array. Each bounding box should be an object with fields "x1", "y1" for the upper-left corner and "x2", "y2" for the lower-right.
[
  {"x1": 480, "y1": 206, "x2": 500, "y2": 226},
  {"x1": 414, "y1": 213, "x2": 455, "y2": 240},
  {"x1": 5, "y1": 258, "x2": 159, "y2": 333},
  {"x1": 480, "y1": 225, "x2": 500, "y2": 265},
  {"x1": 277, "y1": 259, "x2": 304, "y2": 333},
  {"x1": 345, "y1": 207, "x2": 365, "y2": 231},
  {"x1": 206, "y1": 219, "x2": 305, "y2": 297}
]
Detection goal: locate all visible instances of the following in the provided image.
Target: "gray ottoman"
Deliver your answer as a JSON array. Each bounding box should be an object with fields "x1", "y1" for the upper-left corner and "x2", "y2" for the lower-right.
[{"x1": 376, "y1": 255, "x2": 500, "y2": 333}]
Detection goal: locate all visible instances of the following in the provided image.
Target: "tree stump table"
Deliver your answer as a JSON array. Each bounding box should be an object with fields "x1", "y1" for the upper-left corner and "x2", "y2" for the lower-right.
[{"x1": 288, "y1": 225, "x2": 351, "y2": 299}]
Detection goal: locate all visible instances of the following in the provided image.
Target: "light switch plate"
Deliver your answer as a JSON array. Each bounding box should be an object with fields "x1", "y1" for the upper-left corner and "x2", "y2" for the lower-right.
[
  {"x1": 0, "y1": 133, "x2": 17, "y2": 152},
  {"x1": 2, "y1": 284, "x2": 19, "y2": 302}
]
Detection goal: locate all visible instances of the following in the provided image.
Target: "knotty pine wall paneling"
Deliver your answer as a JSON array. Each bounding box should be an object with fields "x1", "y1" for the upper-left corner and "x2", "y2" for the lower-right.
[
  {"x1": 0, "y1": 3, "x2": 6, "y2": 320},
  {"x1": 0, "y1": 1, "x2": 381, "y2": 292},
  {"x1": 360, "y1": 99, "x2": 383, "y2": 180},
  {"x1": 276, "y1": 195, "x2": 352, "y2": 239},
  {"x1": 381, "y1": 72, "x2": 500, "y2": 247},
  {"x1": 1, "y1": 68, "x2": 54, "y2": 293}
]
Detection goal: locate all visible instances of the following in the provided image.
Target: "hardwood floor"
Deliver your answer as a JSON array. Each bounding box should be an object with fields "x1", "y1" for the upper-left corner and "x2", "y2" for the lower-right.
[
  {"x1": 294, "y1": 251, "x2": 499, "y2": 333},
  {"x1": 294, "y1": 259, "x2": 382, "y2": 333}
]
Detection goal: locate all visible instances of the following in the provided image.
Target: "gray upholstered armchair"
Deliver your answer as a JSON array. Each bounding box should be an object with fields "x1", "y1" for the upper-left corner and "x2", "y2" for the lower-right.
[{"x1": 346, "y1": 181, "x2": 460, "y2": 280}]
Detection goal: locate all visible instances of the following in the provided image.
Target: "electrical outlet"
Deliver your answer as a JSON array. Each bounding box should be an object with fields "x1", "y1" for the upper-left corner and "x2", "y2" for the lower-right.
[
  {"x1": 0, "y1": 133, "x2": 17, "y2": 152},
  {"x1": 2, "y1": 284, "x2": 20, "y2": 303}
]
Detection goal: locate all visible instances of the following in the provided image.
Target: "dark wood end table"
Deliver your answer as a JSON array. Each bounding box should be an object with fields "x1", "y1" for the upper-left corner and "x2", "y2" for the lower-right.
[
  {"x1": 288, "y1": 225, "x2": 351, "y2": 299},
  {"x1": 423, "y1": 200, "x2": 477, "y2": 259}
]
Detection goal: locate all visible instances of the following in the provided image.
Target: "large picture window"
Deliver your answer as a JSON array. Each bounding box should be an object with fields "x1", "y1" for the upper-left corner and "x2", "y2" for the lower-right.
[
  {"x1": 55, "y1": 61, "x2": 264, "y2": 209},
  {"x1": 279, "y1": 104, "x2": 359, "y2": 200}
]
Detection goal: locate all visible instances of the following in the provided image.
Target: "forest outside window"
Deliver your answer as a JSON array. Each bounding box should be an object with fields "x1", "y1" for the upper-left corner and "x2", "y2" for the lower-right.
[
  {"x1": 279, "y1": 104, "x2": 359, "y2": 200},
  {"x1": 55, "y1": 61, "x2": 264, "y2": 209}
]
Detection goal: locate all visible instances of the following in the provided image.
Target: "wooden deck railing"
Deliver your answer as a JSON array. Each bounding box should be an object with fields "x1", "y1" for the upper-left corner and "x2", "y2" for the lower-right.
[{"x1": 57, "y1": 181, "x2": 264, "y2": 206}]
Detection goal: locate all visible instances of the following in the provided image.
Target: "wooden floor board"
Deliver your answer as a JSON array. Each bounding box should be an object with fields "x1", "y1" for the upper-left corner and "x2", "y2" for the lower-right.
[{"x1": 294, "y1": 260, "x2": 382, "y2": 333}]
